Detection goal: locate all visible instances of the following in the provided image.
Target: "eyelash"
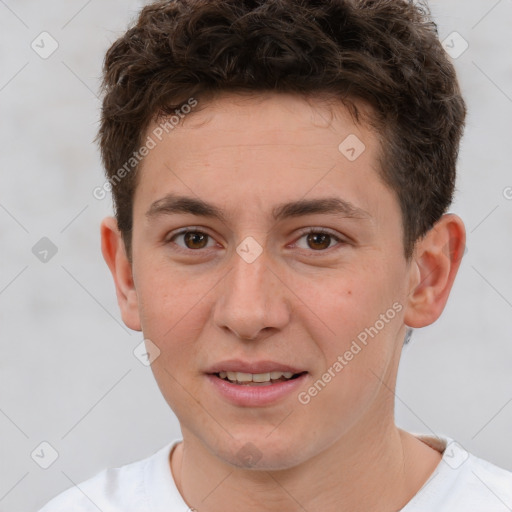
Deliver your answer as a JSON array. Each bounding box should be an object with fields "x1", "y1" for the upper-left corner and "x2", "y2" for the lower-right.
[{"x1": 166, "y1": 227, "x2": 346, "y2": 254}]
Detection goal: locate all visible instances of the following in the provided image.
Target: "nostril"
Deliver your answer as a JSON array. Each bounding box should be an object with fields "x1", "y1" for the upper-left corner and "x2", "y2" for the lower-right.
[{"x1": 232, "y1": 329, "x2": 258, "y2": 341}]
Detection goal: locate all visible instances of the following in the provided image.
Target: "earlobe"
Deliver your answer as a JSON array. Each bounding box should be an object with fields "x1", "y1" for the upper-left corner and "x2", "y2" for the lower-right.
[
  {"x1": 404, "y1": 214, "x2": 466, "y2": 328},
  {"x1": 100, "y1": 217, "x2": 142, "y2": 331}
]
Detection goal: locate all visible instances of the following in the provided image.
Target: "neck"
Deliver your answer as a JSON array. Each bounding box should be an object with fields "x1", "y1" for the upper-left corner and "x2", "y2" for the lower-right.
[{"x1": 171, "y1": 419, "x2": 441, "y2": 512}]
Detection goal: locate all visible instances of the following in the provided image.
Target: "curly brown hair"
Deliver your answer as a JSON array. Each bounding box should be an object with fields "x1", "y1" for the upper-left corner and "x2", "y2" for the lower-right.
[{"x1": 98, "y1": 0, "x2": 466, "y2": 260}]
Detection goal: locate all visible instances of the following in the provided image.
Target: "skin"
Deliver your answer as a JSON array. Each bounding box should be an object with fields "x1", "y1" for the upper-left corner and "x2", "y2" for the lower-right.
[{"x1": 101, "y1": 92, "x2": 466, "y2": 512}]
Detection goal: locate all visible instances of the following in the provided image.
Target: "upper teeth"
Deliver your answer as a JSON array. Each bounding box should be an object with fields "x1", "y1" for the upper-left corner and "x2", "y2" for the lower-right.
[{"x1": 219, "y1": 371, "x2": 295, "y2": 383}]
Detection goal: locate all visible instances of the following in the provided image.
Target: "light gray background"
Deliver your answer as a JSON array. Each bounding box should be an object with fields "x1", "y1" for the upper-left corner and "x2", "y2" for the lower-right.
[{"x1": 0, "y1": 1, "x2": 511, "y2": 511}]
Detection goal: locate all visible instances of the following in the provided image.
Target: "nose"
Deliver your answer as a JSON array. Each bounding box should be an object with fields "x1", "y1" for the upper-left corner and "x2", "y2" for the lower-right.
[{"x1": 212, "y1": 245, "x2": 291, "y2": 341}]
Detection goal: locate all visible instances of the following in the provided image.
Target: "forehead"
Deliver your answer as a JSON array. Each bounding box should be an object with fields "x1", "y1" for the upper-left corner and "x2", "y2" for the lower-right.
[
  {"x1": 150, "y1": 91, "x2": 375, "y2": 155},
  {"x1": 133, "y1": 91, "x2": 396, "y2": 228},
  {"x1": 141, "y1": 92, "x2": 380, "y2": 175}
]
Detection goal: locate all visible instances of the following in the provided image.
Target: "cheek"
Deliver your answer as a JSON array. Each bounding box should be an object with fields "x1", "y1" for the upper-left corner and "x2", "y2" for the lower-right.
[
  {"x1": 299, "y1": 266, "x2": 398, "y2": 342},
  {"x1": 135, "y1": 267, "x2": 213, "y2": 410},
  {"x1": 298, "y1": 264, "x2": 404, "y2": 399},
  {"x1": 296, "y1": 274, "x2": 402, "y2": 434},
  {"x1": 135, "y1": 263, "x2": 213, "y2": 353}
]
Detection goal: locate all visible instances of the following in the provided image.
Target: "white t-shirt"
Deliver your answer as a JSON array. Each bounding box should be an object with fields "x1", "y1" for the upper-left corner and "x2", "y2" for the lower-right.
[{"x1": 38, "y1": 434, "x2": 512, "y2": 512}]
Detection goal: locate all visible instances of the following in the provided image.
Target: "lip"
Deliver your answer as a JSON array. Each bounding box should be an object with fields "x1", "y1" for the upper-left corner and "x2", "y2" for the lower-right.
[
  {"x1": 205, "y1": 359, "x2": 306, "y2": 374},
  {"x1": 206, "y1": 372, "x2": 309, "y2": 407}
]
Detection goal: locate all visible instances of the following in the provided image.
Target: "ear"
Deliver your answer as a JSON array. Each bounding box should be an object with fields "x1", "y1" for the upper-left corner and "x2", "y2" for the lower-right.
[
  {"x1": 404, "y1": 213, "x2": 466, "y2": 328},
  {"x1": 100, "y1": 217, "x2": 141, "y2": 331}
]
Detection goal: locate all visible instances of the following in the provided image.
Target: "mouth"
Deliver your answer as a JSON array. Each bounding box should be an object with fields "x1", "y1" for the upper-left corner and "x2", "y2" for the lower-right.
[
  {"x1": 213, "y1": 370, "x2": 308, "y2": 386},
  {"x1": 205, "y1": 360, "x2": 309, "y2": 406}
]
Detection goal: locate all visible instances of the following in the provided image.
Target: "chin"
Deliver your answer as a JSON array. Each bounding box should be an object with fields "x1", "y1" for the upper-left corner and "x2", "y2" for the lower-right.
[{"x1": 212, "y1": 429, "x2": 312, "y2": 471}]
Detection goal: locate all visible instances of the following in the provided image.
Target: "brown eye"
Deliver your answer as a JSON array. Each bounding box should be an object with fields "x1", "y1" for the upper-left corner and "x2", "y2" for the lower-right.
[
  {"x1": 183, "y1": 231, "x2": 209, "y2": 249},
  {"x1": 294, "y1": 228, "x2": 345, "y2": 252},
  {"x1": 306, "y1": 232, "x2": 332, "y2": 250},
  {"x1": 168, "y1": 229, "x2": 215, "y2": 251}
]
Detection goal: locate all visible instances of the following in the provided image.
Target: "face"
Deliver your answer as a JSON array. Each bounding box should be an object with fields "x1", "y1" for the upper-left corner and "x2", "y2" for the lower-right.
[{"x1": 122, "y1": 92, "x2": 416, "y2": 469}]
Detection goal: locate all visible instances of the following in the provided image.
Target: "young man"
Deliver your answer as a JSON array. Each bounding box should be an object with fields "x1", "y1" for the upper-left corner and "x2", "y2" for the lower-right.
[{"x1": 39, "y1": 0, "x2": 512, "y2": 510}]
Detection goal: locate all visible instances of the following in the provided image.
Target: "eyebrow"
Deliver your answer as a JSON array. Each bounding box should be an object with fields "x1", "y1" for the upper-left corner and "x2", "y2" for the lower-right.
[{"x1": 145, "y1": 193, "x2": 371, "y2": 223}]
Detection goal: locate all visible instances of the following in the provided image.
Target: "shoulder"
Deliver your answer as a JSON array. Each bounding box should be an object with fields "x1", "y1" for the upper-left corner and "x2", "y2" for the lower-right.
[
  {"x1": 37, "y1": 441, "x2": 178, "y2": 512},
  {"x1": 406, "y1": 435, "x2": 512, "y2": 511},
  {"x1": 37, "y1": 461, "x2": 146, "y2": 512},
  {"x1": 455, "y1": 450, "x2": 512, "y2": 506}
]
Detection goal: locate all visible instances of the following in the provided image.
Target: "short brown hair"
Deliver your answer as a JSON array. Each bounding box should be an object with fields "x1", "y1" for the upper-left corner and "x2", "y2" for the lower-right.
[{"x1": 98, "y1": 0, "x2": 466, "y2": 259}]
